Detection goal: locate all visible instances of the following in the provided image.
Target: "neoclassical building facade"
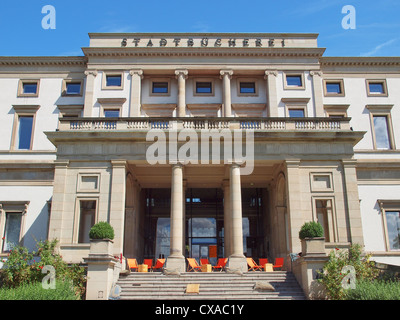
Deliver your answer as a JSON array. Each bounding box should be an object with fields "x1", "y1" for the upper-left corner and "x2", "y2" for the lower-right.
[{"x1": 0, "y1": 33, "x2": 399, "y2": 272}]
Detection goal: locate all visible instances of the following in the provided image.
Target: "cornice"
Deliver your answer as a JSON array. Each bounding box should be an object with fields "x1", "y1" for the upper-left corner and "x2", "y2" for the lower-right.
[
  {"x1": 320, "y1": 57, "x2": 400, "y2": 67},
  {"x1": 0, "y1": 56, "x2": 87, "y2": 67}
]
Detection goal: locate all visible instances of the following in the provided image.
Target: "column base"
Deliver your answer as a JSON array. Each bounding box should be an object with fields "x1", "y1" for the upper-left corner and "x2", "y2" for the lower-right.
[
  {"x1": 165, "y1": 255, "x2": 186, "y2": 273},
  {"x1": 226, "y1": 255, "x2": 247, "y2": 273}
]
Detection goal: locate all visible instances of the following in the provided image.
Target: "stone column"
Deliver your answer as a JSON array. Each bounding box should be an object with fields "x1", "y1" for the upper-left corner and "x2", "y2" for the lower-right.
[
  {"x1": 342, "y1": 160, "x2": 364, "y2": 246},
  {"x1": 264, "y1": 70, "x2": 278, "y2": 117},
  {"x1": 310, "y1": 71, "x2": 324, "y2": 117},
  {"x1": 227, "y1": 163, "x2": 247, "y2": 272},
  {"x1": 220, "y1": 70, "x2": 233, "y2": 117},
  {"x1": 165, "y1": 163, "x2": 186, "y2": 272},
  {"x1": 129, "y1": 69, "x2": 143, "y2": 117},
  {"x1": 286, "y1": 160, "x2": 302, "y2": 254},
  {"x1": 223, "y1": 180, "x2": 232, "y2": 258},
  {"x1": 109, "y1": 160, "x2": 127, "y2": 257},
  {"x1": 83, "y1": 70, "x2": 98, "y2": 117},
  {"x1": 175, "y1": 69, "x2": 188, "y2": 117}
]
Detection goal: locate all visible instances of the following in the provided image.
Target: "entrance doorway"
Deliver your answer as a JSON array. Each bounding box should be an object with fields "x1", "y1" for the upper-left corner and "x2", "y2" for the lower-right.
[{"x1": 142, "y1": 187, "x2": 266, "y2": 262}]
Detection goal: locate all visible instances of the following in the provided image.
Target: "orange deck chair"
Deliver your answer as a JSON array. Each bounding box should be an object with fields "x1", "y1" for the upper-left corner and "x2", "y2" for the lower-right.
[
  {"x1": 127, "y1": 258, "x2": 138, "y2": 272},
  {"x1": 247, "y1": 258, "x2": 262, "y2": 271},
  {"x1": 200, "y1": 258, "x2": 210, "y2": 265},
  {"x1": 144, "y1": 259, "x2": 153, "y2": 271},
  {"x1": 212, "y1": 258, "x2": 227, "y2": 272},
  {"x1": 273, "y1": 257, "x2": 284, "y2": 270},
  {"x1": 187, "y1": 258, "x2": 202, "y2": 272},
  {"x1": 152, "y1": 258, "x2": 165, "y2": 271}
]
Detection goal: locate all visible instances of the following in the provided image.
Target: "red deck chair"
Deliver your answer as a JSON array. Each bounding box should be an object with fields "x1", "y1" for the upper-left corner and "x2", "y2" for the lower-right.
[
  {"x1": 273, "y1": 257, "x2": 284, "y2": 270},
  {"x1": 187, "y1": 258, "x2": 202, "y2": 272},
  {"x1": 127, "y1": 258, "x2": 138, "y2": 272},
  {"x1": 143, "y1": 259, "x2": 153, "y2": 271},
  {"x1": 259, "y1": 258, "x2": 269, "y2": 270},
  {"x1": 212, "y1": 258, "x2": 227, "y2": 272},
  {"x1": 151, "y1": 258, "x2": 165, "y2": 271},
  {"x1": 200, "y1": 258, "x2": 210, "y2": 265},
  {"x1": 247, "y1": 258, "x2": 262, "y2": 271}
]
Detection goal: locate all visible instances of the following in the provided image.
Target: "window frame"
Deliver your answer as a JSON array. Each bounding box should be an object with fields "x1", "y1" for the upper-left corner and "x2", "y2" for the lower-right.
[
  {"x1": 10, "y1": 105, "x2": 40, "y2": 151},
  {"x1": 0, "y1": 201, "x2": 29, "y2": 253},
  {"x1": 367, "y1": 105, "x2": 395, "y2": 150},
  {"x1": 102, "y1": 71, "x2": 124, "y2": 90},
  {"x1": 378, "y1": 200, "x2": 400, "y2": 252},
  {"x1": 282, "y1": 98, "x2": 310, "y2": 118},
  {"x1": 193, "y1": 78, "x2": 215, "y2": 96},
  {"x1": 73, "y1": 197, "x2": 99, "y2": 244},
  {"x1": 62, "y1": 79, "x2": 84, "y2": 96},
  {"x1": 311, "y1": 196, "x2": 338, "y2": 243},
  {"x1": 150, "y1": 78, "x2": 171, "y2": 96},
  {"x1": 283, "y1": 72, "x2": 305, "y2": 90},
  {"x1": 18, "y1": 79, "x2": 40, "y2": 97},
  {"x1": 366, "y1": 79, "x2": 388, "y2": 97},
  {"x1": 323, "y1": 79, "x2": 345, "y2": 97},
  {"x1": 236, "y1": 78, "x2": 258, "y2": 96}
]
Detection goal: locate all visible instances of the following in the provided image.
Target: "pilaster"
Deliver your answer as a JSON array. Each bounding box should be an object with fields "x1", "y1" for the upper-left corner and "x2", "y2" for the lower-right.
[
  {"x1": 264, "y1": 70, "x2": 278, "y2": 117},
  {"x1": 220, "y1": 70, "x2": 233, "y2": 117},
  {"x1": 129, "y1": 69, "x2": 143, "y2": 117},
  {"x1": 310, "y1": 71, "x2": 324, "y2": 117},
  {"x1": 83, "y1": 70, "x2": 98, "y2": 117},
  {"x1": 175, "y1": 69, "x2": 188, "y2": 117}
]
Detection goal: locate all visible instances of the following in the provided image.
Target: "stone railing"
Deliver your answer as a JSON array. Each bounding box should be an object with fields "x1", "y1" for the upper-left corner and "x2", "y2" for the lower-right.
[{"x1": 59, "y1": 117, "x2": 351, "y2": 132}]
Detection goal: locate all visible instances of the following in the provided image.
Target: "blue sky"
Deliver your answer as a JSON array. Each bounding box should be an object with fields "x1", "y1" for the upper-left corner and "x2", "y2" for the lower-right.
[{"x1": 0, "y1": 0, "x2": 399, "y2": 57}]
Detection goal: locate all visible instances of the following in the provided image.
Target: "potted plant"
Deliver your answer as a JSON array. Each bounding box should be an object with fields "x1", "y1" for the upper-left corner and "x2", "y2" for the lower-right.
[
  {"x1": 299, "y1": 221, "x2": 325, "y2": 256},
  {"x1": 88, "y1": 221, "x2": 115, "y2": 256}
]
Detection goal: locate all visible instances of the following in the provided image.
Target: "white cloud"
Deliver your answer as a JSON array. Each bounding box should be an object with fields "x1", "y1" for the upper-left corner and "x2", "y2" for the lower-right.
[{"x1": 360, "y1": 38, "x2": 398, "y2": 56}]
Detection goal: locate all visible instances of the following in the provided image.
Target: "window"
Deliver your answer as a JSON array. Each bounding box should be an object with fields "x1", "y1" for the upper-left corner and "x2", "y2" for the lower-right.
[
  {"x1": 11, "y1": 105, "x2": 40, "y2": 151},
  {"x1": 152, "y1": 82, "x2": 169, "y2": 94},
  {"x1": 288, "y1": 108, "x2": 305, "y2": 118},
  {"x1": 104, "y1": 109, "x2": 120, "y2": 117},
  {"x1": 196, "y1": 81, "x2": 212, "y2": 94},
  {"x1": 324, "y1": 80, "x2": 345, "y2": 96},
  {"x1": 62, "y1": 80, "x2": 83, "y2": 96},
  {"x1": 316, "y1": 200, "x2": 333, "y2": 242},
  {"x1": 378, "y1": 200, "x2": 400, "y2": 251},
  {"x1": 106, "y1": 75, "x2": 122, "y2": 87},
  {"x1": 367, "y1": 105, "x2": 395, "y2": 150},
  {"x1": 284, "y1": 73, "x2": 305, "y2": 90},
  {"x1": 0, "y1": 202, "x2": 28, "y2": 253},
  {"x1": 17, "y1": 116, "x2": 34, "y2": 149},
  {"x1": 373, "y1": 115, "x2": 392, "y2": 149},
  {"x1": 324, "y1": 105, "x2": 349, "y2": 118},
  {"x1": 18, "y1": 80, "x2": 40, "y2": 97},
  {"x1": 366, "y1": 80, "x2": 388, "y2": 96},
  {"x1": 77, "y1": 200, "x2": 97, "y2": 243},
  {"x1": 239, "y1": 82, "x2": 256, "y2": 94},
  {"x1": 102, "y1": 72, "x2": 124, "y2": 89}
]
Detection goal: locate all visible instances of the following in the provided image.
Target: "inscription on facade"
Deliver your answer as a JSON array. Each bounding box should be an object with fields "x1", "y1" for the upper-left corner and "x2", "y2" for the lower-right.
[{"x1": 121, "y1": 37, "x2": 286, "y2": 48}]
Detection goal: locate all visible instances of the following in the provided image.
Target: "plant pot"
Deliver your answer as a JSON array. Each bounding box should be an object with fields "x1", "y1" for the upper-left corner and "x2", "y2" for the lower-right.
[
  {"x1": 301, "y1": 237, "x2": 325, "y2": 256},
  {"x1": 89, "y1": 239, "x2": 114, "y2": 256}
]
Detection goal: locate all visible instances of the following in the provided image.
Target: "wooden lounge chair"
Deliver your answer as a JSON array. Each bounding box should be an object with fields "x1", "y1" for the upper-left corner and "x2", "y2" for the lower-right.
[
  {"x1": 152, "y1": 258, "x2": 165, "y2": 271},
  {"x1": 273, "y1": 257, "x2": 284, "y2": 270},
  {"x1": 212, "y1": 258, "x2": 227, "y2": 272},
  {"x1": 200, "y1": 258, "x2": 210, "y2": 265},
  {"x1": 144, "y1": 259, "x2": 153, "y2": 271},
  {"x1": 127, "y1": 258, "x2": 138, "y2": 272},
  {"x1": 187, "y1": 258, "x2": 202, "y2": 272},
  {"x1": 247, "y1": 258, "x2": 262, "y2": 271}
]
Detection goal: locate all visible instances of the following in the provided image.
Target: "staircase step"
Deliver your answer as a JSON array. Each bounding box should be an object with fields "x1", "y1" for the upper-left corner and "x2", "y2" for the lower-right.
[{"x1": 115, "y1": 271, "x2": 306, "y2": 300}]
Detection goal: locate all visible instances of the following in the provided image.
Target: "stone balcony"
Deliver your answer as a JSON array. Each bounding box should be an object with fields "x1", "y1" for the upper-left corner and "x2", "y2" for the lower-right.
[{"x1": 58, "y1": 117, "x2": 351, "y2": 132}]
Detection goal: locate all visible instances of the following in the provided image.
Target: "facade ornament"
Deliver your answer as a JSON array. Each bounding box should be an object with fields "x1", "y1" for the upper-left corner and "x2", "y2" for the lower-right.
[
  {"x1": 175, "y1": 69, "x2": 188, "y2": 79},
  {"x1": 84, "y1": 70, "x2": 98, "y2": 77},
  {"x1": 129, "y1": 69, "x2": 144, "y2": 79},
  {"x1": 310, "y1": 70, "x2": 323, "y2": 77},
  {"x1": 220, "y1": 69, "x2": 234, "y2": 80},
  {"x1": 264, "y1": 70, "x2": 278, "y2": 79}
]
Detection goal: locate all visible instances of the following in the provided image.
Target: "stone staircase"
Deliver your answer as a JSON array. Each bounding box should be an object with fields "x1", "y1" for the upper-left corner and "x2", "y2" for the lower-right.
[{"x1": 115, "y1": 271, "x2": 306, "y2": 300}]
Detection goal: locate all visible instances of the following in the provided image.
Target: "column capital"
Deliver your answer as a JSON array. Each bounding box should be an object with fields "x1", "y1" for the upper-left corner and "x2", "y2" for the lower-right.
[
  {"x1": 220, "y1": 69, "x2": 233, "y2": 79},
  {"x1": 84, "y1": 69, "x2": 98, "y2": 77},
  {"x1": 175, "y1": 69, "x2": 188, "y2": 79},
  {"x1": 310, "y1": 70, "x2": 323, "y2": 77},
  {"x1": 129, "y1": 69, "x2": 144, "y2": 78},
  {"x1": 264, "y1": 70, "x2": 278, "y2": 79}
]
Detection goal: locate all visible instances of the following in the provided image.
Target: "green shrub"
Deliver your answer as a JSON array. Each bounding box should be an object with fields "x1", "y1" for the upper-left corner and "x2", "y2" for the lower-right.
[
  {"x1": 89, "y1": 221, "x2": 115, "y2": 240},
  {"x1": 344, "y1": 279, "x2": 400, "y2": 300},
  {"x1": 318, "y1": 244, "x2": 380, "y2": 300},
  {"x1": 299, "y1": 221, "x2": 324, "y2": 240},
  {"x1": 0, "y1": 280, "x2": 79, "y2": 300},
  {"x1": 0, "y1": 239, "x2": 86, "y2": 299}
]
